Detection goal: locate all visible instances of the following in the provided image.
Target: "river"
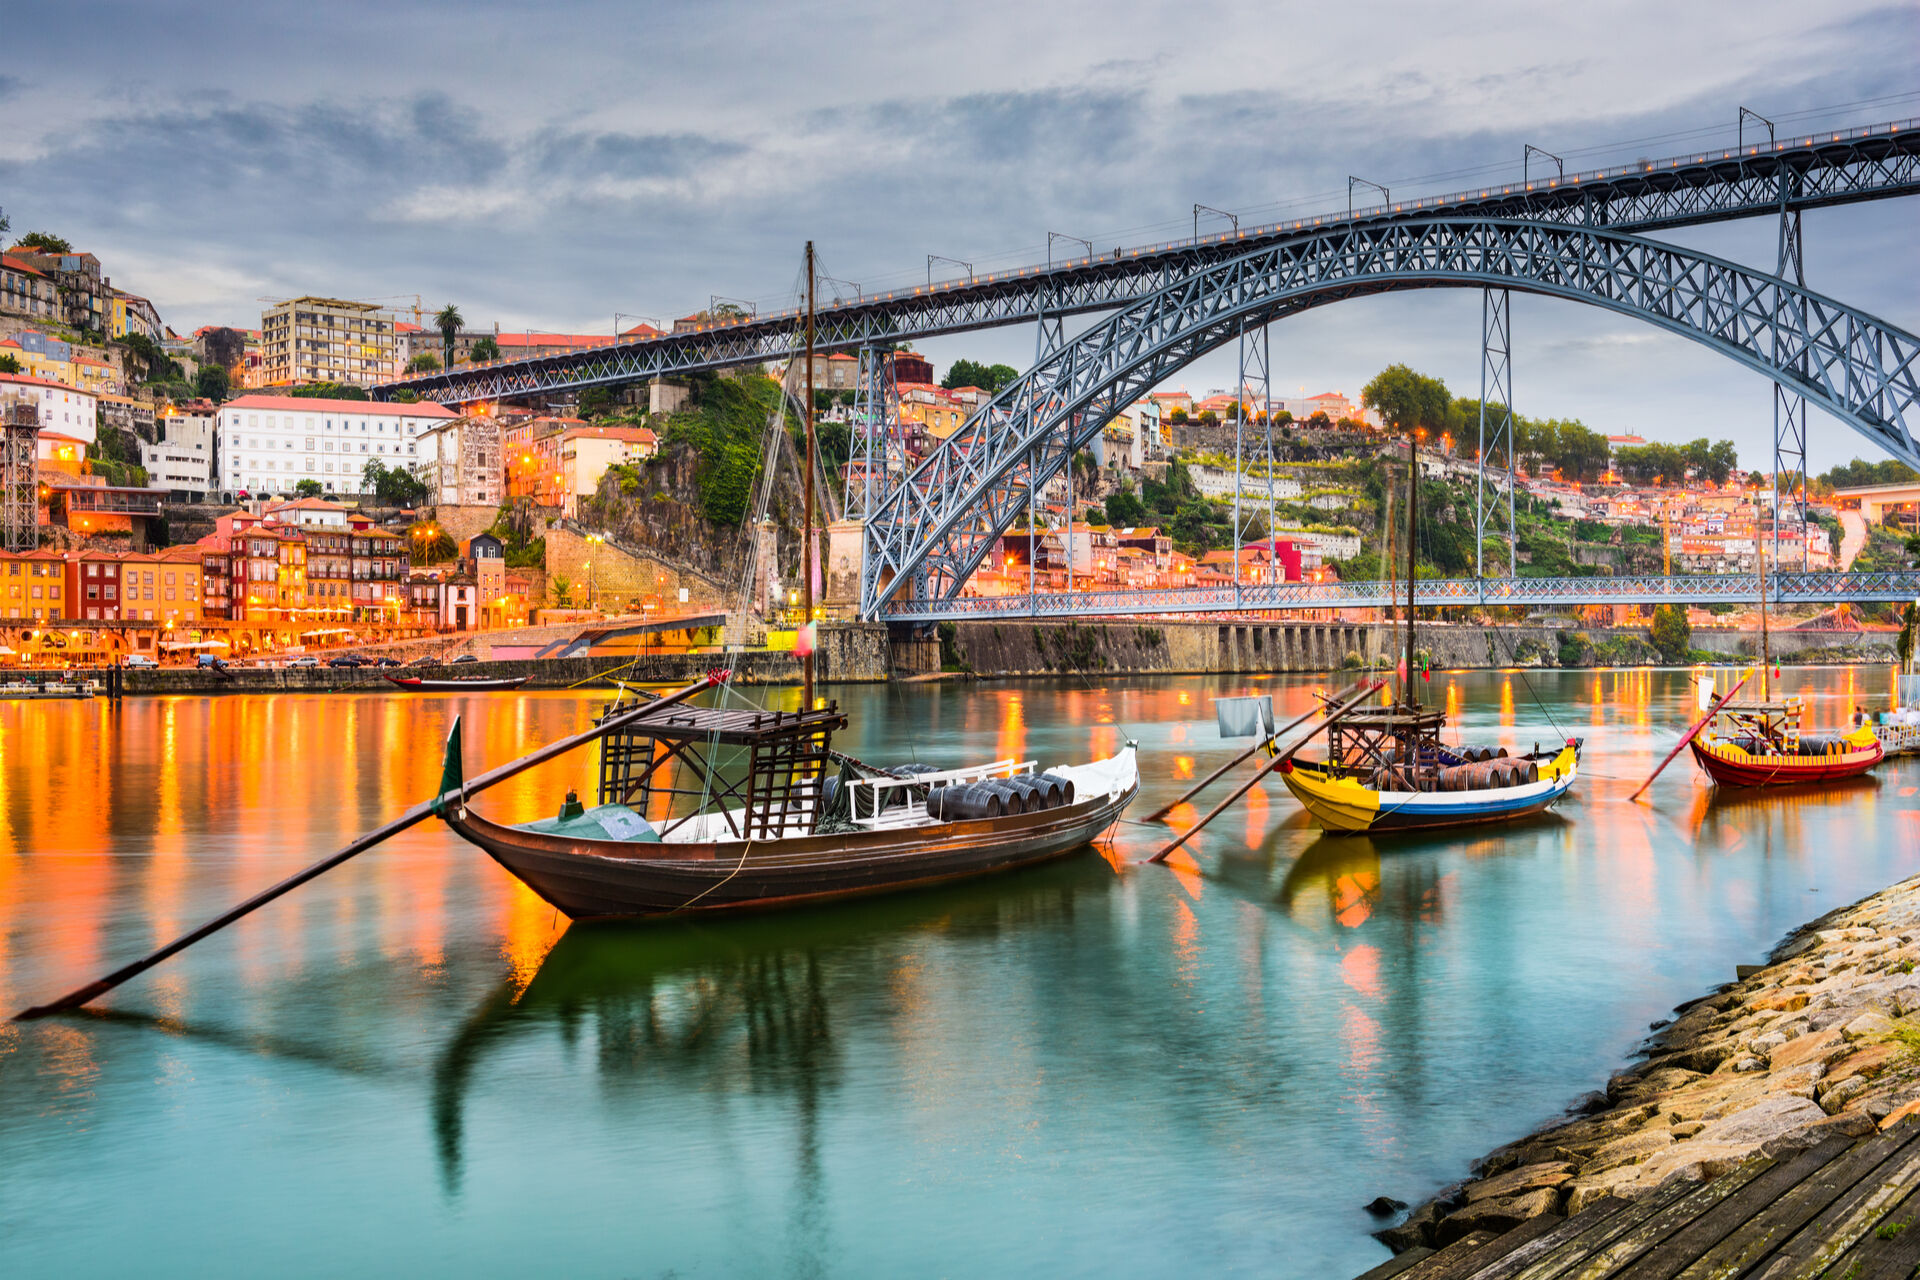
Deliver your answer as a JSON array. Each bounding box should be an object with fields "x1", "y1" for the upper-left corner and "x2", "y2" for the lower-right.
[{"x1": 2, "y1": 669, "x2": 1916, "y2": 1278}]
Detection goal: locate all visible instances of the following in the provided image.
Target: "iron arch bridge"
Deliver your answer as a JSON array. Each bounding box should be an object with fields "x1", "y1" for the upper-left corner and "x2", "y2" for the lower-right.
[
  {"x1": 860, "y1": 217, "x2": 1920, "y2": 619},
  {"x1": 375, "y1": 118, "x2": 1920, "y2": 406}
]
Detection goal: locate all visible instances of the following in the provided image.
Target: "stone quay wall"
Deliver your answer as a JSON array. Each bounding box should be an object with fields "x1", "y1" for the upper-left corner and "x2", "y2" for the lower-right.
[{"x1": 1376, "y1": 875, "x2": 1920, "y2": 1253}]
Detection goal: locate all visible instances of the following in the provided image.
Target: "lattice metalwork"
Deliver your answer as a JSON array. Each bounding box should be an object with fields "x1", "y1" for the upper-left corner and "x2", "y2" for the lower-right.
[
  {"x1": 1476, "y1": 290, "x2": 1517, "y2": 578},
  {"x1": 1233, "y1": 318, "x2": 1274, "y2": 584},
  {"x1": 880, "y1": 569, "x2": 1920, "y2": 621},
  {"x1": 1, "y1": 401, "x2": 38, "y2": 554},
  {"x1": 377, "y1": 120, "x2": 1920, "y2": 407},
  {"x1": 1773, "y1": 171, "x2": 1810, "y2": 570},
  {"x1": 858, "y1": 217, "x2": 1920, "y2": 615},
  {"x1": 847, "y1": 345, "x2": 904, "y2": 520}
]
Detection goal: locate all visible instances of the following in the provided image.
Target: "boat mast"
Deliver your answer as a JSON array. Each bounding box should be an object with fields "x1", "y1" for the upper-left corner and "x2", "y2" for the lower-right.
[
  {"x1": 1404, "y1": 431, "x2": 1417, "y2": 705},
  {"x1": 802, "y1": 241, "x2": 818, "y2": 709},
  {"x1": 1758, "y1": 484, "x2": 1770, "y2": 701}
]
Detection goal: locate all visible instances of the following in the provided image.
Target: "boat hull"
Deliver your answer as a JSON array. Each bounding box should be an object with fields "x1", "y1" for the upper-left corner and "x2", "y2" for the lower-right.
[
  {"x1": 1278, "y1": 745, "x2": 1578, "y2": 835},
  {"x1": 444, "y1": 780, "x2": 1137, "y2": 919},
  {"x1": 1688, "y1": 731, "x2": 1883, "y2": 787},
  {"x1": 385, "y1": 675, "x2": 529, "y2": 692}
]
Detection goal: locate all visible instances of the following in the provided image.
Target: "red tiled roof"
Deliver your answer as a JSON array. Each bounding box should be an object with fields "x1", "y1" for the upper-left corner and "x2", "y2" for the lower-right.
[
  {"x1": 223, "y1": 393, "x2": 457, "y2": 418},
  {"x1": 0, "y1": 254, "x2": 48, "y2": 278}
]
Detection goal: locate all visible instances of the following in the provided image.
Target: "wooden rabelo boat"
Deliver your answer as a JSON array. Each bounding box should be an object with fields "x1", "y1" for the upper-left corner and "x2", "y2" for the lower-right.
[
  {"x1": 436, "y1": 686, "x2": 1139, "y2": 919},
  {"x1": 1689, "y1": 697, "x2": 1882, "y2": 786},
  {"x1": 1687, "y1": 508, "x2": 1882, "y2": 787},
  {"x1": 385, "y1": 673, "x2": 529, "y2": 692},
  {"x1": 1274, "y1": 432, "x2": 1579, "y2": 835}
]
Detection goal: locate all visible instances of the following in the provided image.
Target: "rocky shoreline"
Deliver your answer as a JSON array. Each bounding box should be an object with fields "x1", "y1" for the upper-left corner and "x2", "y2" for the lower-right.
[{"x1": 1377, "y1": 873, "x2": 1920, "y2": 1253}]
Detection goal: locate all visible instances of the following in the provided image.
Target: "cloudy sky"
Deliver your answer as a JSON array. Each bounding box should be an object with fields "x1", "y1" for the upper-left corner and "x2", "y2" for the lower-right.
[{"x1": 4, "y1": 0, "x2": 1916, "y2": 471}]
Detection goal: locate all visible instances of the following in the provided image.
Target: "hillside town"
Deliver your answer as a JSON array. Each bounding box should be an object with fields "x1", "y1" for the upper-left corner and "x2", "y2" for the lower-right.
[{"x1": 3, "y1": 232, "x2": 1917, "y2": 668}]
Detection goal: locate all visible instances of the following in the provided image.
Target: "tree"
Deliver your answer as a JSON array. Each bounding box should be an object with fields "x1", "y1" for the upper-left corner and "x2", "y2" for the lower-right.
[
  {"x1": 0, "y1": 207, "x2": 8, "y2": 242},
  {"x1": 407, "y1": 352, "x2": 441, "y2": 373},
  {"x1": 293, "y1": 479, "x2": 324, "y2": 498},
  {"x1": 119, "y1": 333, "x2": 168, "y2": 381},
  {"x1": 812, "y1": 389, "x2": 836, "y2": 413},
  {"x1": 15, "y1": 231, "x2": 71, "y2": 253},
  {"x1": 361, "y1": 460, "x2": 428, "y2": 508},
  {"x1": 941, "y1": 360, "x2": 1020, "y2": 393},
  {"x1": 1104, "y1": 487, "x2": 1146, "y2": 526},
  {"x1": 552, "y1": 575, "x2": 573, "y2": 607},
  {"x1": 408, "y1": 522, "x2": 457, "y2": 563},
  {"x1": 195, "y1": 364, "x2": 231, "y2": 402},
  {"x1": 1362, "y1": 364, "x2": 1453, "y2": 437},
  {"x1": 1649, "y1": 604, "x2": 1691, "y2": 662},
  {"x1": 579, "y1": 386, "x2": 616, "y2": 417},
  {"x1": 435, "y1": 304, "x2": 464, "y2": 368},
  {"x1": 468, "y1": 335, "x2": 500, "y2": 364},
  {"x1": 0, "y1": 354, "x2": 17, "y2": 375}
]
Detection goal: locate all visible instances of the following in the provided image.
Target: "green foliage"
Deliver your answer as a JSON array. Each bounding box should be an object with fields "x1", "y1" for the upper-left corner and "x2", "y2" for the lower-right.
[
  {"x1": 119, "y1": 333, "x2": 171, "y2": 382},
  {"x1": 0, "y1": 353, "x2": 17, "y2": 374},
  {"x1": 1897, "y1": 601, "x2": 1917, "y2": 669},
  {"x1": 1143, "y1": 459, "x2": 1200, "y2": 514},
  {"x1": 1458, "y1": 400, "x2": 1613, "y2": 481},
  {"x1": 360, "y1": 460, "x2": 428, "y2": 507},
  {"x1": 1104, "y1": 486, "x2": 1147, "y2": 526},
  {"x1": 940, "y1": 359, "x2": 1019, "y2": 393},
  {"x1": 579, "y1": 386, "x2": 617, "y2": 418},
  {"x1": 293, "y1": 479, "x2": 324, "y2": 498},
  {"x1": 407, "y1": 522, "x2": 458, "y2": 563},
  {"x1": 658, "y1": 372, "x2": 785, "y2": 526},
  {"x1": 1612, "y1": 439, "x2": 1740, "y2": 486},
  {"x1": 194, "y1": 363, "x2": 230, "y2": 402},
  {"x1": 406, "y1": 352, "x2": 441, "y2": 373},
  {"x1": 1557, "y1": 630, "x2": 1595, "y2": 667},
  {"x1": 435, "y1": 304, "x2": 463, "y2": 364},
  {"x1": 1649, "y1": 604, "x2": 1692, "y2": 661},
  {"x1": 551, "y1": 575, "x2": 573, "y2": 607},
  {"x1": 15, "y1": 231, "x2": 71, "y2": 253},
  {"x1": 468, "y1": 335, "x2": 500, "y2": 364},
  {"x1": 390, "y1": 389, "x2": 421, "y2": 404},
  {"x1": 1818, "y1": 457, "x2": 1918, "y2": 489},
  {"x1": 1363, "y1": 363, "x2": 1455, "y2": 435},
  {"x1": 286, "y1": 383, "x2": 370, "y2": 400},
  {"x1": 815, "y1": 420, "x2": 851, "y2": 478}
]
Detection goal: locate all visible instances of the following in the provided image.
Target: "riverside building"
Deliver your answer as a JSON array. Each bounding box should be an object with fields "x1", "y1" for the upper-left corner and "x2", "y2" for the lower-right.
[{"x1": 216, "y1": 394, "x2": 457, "y2": 498}]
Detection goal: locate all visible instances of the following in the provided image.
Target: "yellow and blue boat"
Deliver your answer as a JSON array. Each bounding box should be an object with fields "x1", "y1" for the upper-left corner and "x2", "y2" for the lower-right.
[{"x1": 1276, "y1": 703, "x2": 1580, "y2": 835}]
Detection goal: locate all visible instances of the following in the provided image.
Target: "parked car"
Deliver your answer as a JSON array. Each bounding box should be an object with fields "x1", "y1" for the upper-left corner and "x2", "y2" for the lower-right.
[
  {"x1": 451, "y1": 653, "x2": 479, "y2": 664},
  {"x1": 327, "y1": 656, "x2": 368, "y2": 668},
  {"x1": 196, "y1": 655, "x2": 230, "y2": 670},
  {"x1": 374, "y1": 657, "x2": 402, "y2": 667},
  {"x1": 407, "y1": 655, "x2": 439, "y2": 667},
  {"x1": 123, "y1": 654, "x2": 158, "y2": 668},
  {"x1": 288, "y1": 656, "x2": 321, "y2": 668}
]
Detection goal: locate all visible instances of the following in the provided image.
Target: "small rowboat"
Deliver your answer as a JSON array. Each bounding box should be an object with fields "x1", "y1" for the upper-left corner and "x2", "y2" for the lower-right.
[
  {"x1": 437, "y1": 692, "x2": 1138, "y2": 919},
  {"x1": 1689, "y1": 698, "x2": 1883, "y2": 787},
  {"x1": 385, "y1": 674, "x2": 529, "y2": 692}
]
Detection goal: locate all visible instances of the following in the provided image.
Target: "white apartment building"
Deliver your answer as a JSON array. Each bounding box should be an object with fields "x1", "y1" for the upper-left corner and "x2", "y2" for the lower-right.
[
  {"x1": 139, "y1": 402, "x2": 218, "y2": 498},
  {"x1": 418, "y1": 415, "x2": 504, "y2": 507},
  {"x1": 0, "y1": 372, "x2": 98, "y2": 447},
  {"x1": 216, "y1": 394, "x2": 457, "y2": 497}
]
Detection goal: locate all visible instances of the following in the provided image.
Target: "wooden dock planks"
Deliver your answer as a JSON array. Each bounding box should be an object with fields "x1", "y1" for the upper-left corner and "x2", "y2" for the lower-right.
[{"x1": 1358, "y1": 1118, "x2": 1920, "y2": 1280}]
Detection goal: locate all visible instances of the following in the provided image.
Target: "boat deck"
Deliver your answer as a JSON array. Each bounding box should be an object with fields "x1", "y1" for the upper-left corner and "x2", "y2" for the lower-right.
[{"x1": 1353, "y1": 1117, "x2": 1920, "y2": 1280}]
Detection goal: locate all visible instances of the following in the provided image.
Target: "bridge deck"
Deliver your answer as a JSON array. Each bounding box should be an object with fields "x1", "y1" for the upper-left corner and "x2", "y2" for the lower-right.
[
  {"x1": 1354, "y1": 1118, "x2": 1920, "y2": 1280},
  {"x1": 880, "y1": 571, "x2": 1920, "y2": 620}
]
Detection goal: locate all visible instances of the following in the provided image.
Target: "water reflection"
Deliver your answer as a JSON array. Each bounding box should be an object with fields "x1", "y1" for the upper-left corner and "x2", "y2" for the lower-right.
[{"x1": 1, "y1": 674, "x2": 1917, "y2": 1280}]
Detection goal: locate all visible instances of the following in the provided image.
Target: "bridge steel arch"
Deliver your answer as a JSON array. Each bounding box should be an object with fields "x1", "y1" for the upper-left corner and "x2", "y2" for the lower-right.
[{"x1": 859, "y1": 217, "x2": 1920, "y2": 618}]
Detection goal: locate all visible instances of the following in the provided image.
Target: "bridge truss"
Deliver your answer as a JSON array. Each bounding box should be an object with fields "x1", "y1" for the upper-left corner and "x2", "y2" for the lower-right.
[
  {"x1": 378, "y1": 118, "x2": 1920, "y2": 406},
  {"x1": 881, "y1": 569, "x2": 1920, "y2": 621},
  {"x1": 857, "y1": 217, "x2": 1920, "y2": 615}
]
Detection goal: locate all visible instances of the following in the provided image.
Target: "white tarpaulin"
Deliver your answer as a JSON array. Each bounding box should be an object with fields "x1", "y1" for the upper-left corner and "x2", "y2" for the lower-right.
[{"x1": 1215, "y1": 695, "x2": 1274, "y2": 739}]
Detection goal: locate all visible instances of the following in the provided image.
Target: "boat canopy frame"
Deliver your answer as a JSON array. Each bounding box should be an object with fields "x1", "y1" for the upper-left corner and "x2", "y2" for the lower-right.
[
  {"x1": 594, "y1": 695, "x2": 847, "y2": 841},
  {"x1": 1325, "y1": 704, "x2": 1448, "y2": 774}
]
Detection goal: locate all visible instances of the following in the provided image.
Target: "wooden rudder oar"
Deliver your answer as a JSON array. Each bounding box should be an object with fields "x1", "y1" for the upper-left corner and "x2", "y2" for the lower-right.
[{"x1": 14, "y1": 670, "x2": 731, "y2": 1020}]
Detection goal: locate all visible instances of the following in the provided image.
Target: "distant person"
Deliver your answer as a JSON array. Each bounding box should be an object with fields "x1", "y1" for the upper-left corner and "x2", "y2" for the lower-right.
[{"x1": 1850, "y1": 705, "x2": 1868, "y2": 729}]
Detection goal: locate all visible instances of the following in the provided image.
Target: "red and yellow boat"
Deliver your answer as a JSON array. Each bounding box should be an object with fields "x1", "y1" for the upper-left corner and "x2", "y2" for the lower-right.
[{"x1": 1688, "y1": 696, "x2": 1883, "y2": 787}]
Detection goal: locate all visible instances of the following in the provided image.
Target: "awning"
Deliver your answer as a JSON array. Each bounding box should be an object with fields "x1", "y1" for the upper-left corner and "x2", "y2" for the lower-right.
[{"x1": 160, "y1": 639, "x2": 230, "y2": 651}]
